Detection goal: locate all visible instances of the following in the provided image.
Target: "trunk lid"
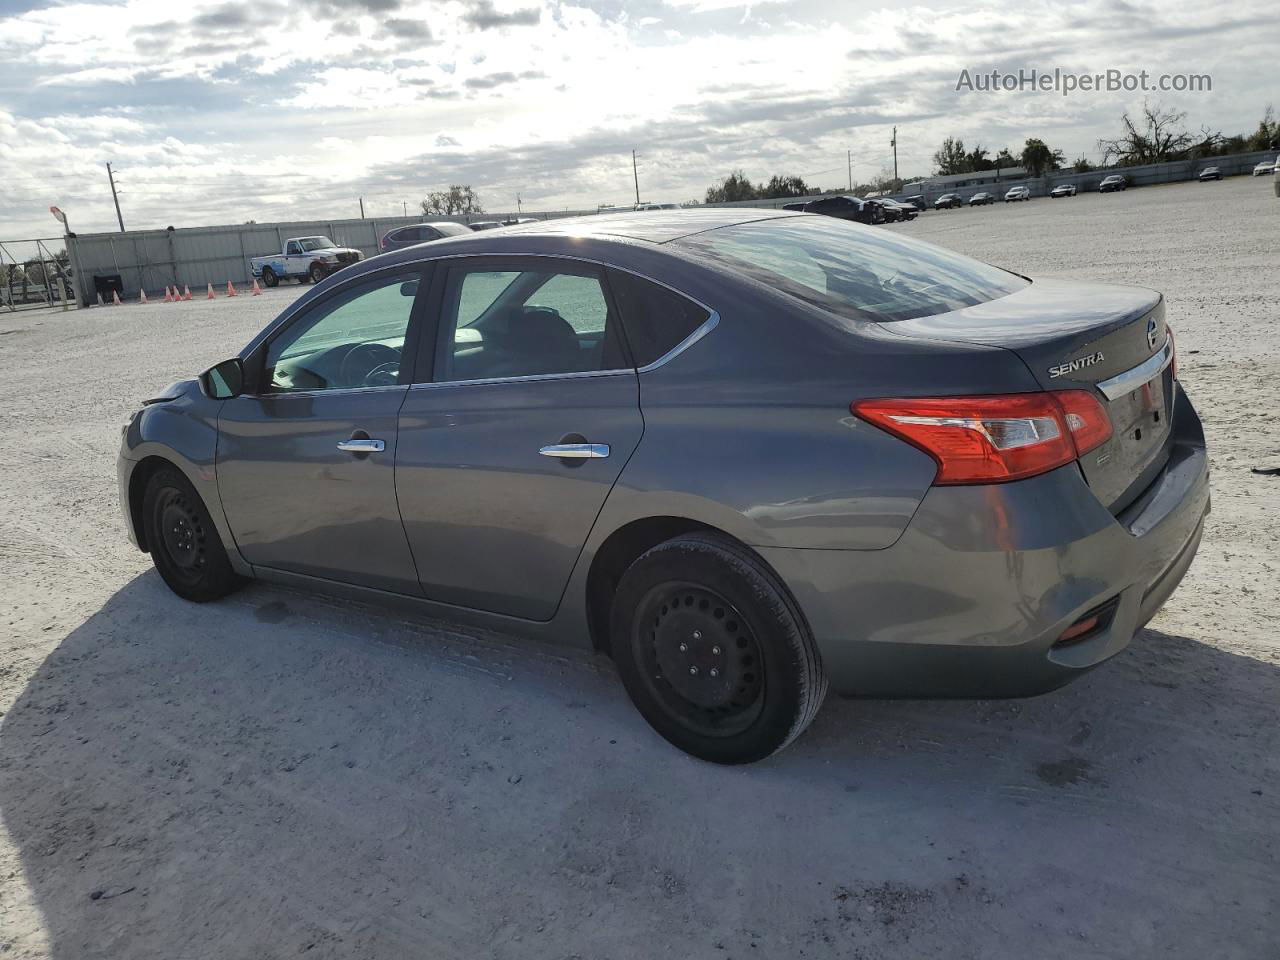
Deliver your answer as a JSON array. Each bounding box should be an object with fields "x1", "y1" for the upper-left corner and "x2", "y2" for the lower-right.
[{"x1": 883, "y1": 278, "x2": 1174, "y2": 512}]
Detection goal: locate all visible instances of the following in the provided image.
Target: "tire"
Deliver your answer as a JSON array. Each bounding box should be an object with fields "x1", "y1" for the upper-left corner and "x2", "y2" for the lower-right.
[
  {"x1": 142, "y1": 466, "x2": 244, "y2": 602},
  {"x1": 261, "y1": 267, "x2": 279, "y2": 288},
  {"x1": 308, "y1": 262, "x2": 325, "y2": 284},
  {"x1": 609, "y1": 533, "x2": 827, "y2": 764}
]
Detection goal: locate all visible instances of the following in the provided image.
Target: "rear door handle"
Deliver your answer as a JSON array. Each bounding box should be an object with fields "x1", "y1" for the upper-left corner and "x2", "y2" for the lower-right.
[
  {"x1": 337, "y1": 438, "x2": 386, "y2": 453},
  {"x1": 539, "y1": 443, "x2": 609, "y2": 459}
]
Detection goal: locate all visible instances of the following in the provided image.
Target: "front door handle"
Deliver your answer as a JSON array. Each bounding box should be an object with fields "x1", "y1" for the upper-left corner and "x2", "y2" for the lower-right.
[
  {"x1": 539, "y1": 443, "x2": 609, "y2": 459},
  {"x1": 337, "y1": 438, "x2": 386, "y2": 453}
]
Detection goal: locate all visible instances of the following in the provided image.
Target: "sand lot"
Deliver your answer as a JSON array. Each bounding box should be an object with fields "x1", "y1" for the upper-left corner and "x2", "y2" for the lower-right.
[{"x1": 1, "y1": 176, "x2": 1277, "y2": 959}]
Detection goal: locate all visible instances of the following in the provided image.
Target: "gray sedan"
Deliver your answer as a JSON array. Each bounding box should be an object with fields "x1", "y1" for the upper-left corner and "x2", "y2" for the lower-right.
[{"x1": 118, "y1": 210, "x2": 1209, "y2": 764}]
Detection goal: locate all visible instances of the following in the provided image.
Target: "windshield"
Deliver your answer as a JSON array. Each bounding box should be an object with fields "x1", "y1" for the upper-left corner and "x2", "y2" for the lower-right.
[
  {"x1": 673, "y1": 216, "x2": 1029, "y2": 324},
  {"x1": 298, "y1": 237, "x2": 337, "y2": 251}
]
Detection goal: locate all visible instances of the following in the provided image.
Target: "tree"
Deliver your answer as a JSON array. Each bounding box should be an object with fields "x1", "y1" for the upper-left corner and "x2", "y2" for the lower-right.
[
  {"x1": 1072, "y1": 156, "x2": 1094, "y2": 173},
  {"x1": 1246, "y1": 105, "x2": 1277, "y2": 151},
  {"x1": 932, "y1": 137, "x2": 968, "y2": 175},
  {"x1": 760, "y1": 174, "x2": 810, "y2": 199},
  {"x1": 1098, "y1": 102, "x2": 1196, "y2": 166},
  {"x1": 993, "y1": 148, "x2": 1017, "y2": 172},
  {"x1": 965, "y1": 144, "x2": 993, "y2": 172},
  {"x1": 1020, "y1": 138, "x2": 1064, "y2": 177},
  {"x1": 705, "y1": 170, "x2": 759, "y2": 203},
  {"x1": 422, "y1": 185, "x2": 482, "y2": 216}
]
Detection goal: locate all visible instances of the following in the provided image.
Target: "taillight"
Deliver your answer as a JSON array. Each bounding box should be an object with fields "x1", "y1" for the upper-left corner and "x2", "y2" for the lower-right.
[{"x1": 853, "y1": 391, "x2": 1112, "y2": 485}]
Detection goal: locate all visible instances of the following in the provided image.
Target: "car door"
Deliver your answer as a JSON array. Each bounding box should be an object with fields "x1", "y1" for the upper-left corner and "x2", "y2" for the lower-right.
[
  {"x1": 215, "y1": 267, "x2": 429, "y2": 594},
  {"x1": 395, "y1": 257, "x2": 643, "y2": 620}
]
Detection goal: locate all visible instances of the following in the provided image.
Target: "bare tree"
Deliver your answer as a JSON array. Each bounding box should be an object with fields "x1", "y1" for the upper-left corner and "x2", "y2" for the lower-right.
[
  {"x1": 421, "y1": 185, "x2": 483, "y2": 216},
  {"x1": 1098, "y1": 102, "x2": 1198, "y2": 166}
]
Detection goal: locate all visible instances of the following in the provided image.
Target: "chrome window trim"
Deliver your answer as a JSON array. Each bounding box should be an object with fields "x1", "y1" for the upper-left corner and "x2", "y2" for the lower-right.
[
  {"x1": 409, "y1": 367, "x2": 634, "y2": 391},
  {"x1": 249, "y1": 383, "x2": 409, "y2": 400},
  {"x1": 1096, "y1": 335, "x2": 1173, "y2": 401}
]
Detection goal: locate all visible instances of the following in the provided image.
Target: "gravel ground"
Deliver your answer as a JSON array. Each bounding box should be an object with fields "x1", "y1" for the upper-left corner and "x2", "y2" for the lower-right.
[{"x1": 1, "y1": 176, "x2": 1277, "y2": 959}]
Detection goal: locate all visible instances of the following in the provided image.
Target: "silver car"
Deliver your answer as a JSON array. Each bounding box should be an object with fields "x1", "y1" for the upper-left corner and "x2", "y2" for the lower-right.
[{"x1": 118, "y1": 210, "x2": 1209, "y2": 763}]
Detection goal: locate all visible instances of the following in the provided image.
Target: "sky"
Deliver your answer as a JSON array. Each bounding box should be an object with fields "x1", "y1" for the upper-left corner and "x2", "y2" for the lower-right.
[{"x1": 0, "y1": 0, "x2": 1276, "y2": 237}]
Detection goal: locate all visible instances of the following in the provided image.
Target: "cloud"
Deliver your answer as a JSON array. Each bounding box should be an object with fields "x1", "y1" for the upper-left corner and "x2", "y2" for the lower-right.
[
  {"x1": 382, "y1": 17, "x2": 435, "y2": 43},
  {"x1": 464, "y1": 69, "x2": 546, "y2": 89},
  {"x1": 462, "y1": 0, "x2": 541, "y2": 29}
]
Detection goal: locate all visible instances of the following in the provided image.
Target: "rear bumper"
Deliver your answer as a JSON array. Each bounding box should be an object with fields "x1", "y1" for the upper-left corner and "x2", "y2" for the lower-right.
[{"x1": 760, "y1": 386, "x2": 1209, "y2": 698}]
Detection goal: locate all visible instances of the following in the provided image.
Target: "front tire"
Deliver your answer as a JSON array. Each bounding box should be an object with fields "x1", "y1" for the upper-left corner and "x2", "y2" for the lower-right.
[
  {"x1": 308, "y1": 262, "x2": 326, "y2": 284},
  {"x1": 142, "y1": 467, "x2": 244, "y2": 602},
  {"x1": 609, "y1": 533, "x2": 827, "y2": 764}
]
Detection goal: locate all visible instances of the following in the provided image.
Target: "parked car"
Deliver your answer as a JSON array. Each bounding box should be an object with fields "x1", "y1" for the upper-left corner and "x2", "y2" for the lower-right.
[
  {"x1": 249, "y1": 237, "x2": 362, "y2": 287},
  {"x1": 1197, "y1": 167, "x2": 1223, "y2": 182},
  {"x1": 1004, "y1": 186, "x2": 1031, "y2": 202},
  {"x1": 792, "y1": 195, "x2": 883, "y2": 224},
  {"x1": 1099, "y1": 175, "x2": 1127, "y2": 193},
  {"x1": 467, "y1": 221, "x2": 506, "y2": 231},
  {"x1": 119, "y1": 210, "x2": 1207, "y2": 764},
  {"x1": 379, "y1": 222, "x2": 472, "y2": 253},
  {"x1": 901, "y1": 195, "x2": 927, "y2": 211},
  {"x1": 1049, "y1": 184, "x2": 1078, "y2": 198},
  {"x1": 634, "y1": 203, "x2": 681, "y2": 211},
  {"x1": 781, "y1": 202, "x2": 807, "y2": 212},
  {"x1": 1252, "y1": 160, "x2": 1275, "y2": 176},
  {"x1": 969, "y1": 192, "x2": 996, "y2": 206},
  {"x1": 934, "y1": 194, "x2": 963, "y2": 209},
  {"x1": 880, "y1": 199, "x2": 919, "y2": 221}
]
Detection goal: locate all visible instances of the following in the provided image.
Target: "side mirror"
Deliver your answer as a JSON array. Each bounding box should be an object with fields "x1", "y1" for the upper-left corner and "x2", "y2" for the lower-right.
[{"x1": 201, "y1": 357, "x2": 244, "y2": 399}]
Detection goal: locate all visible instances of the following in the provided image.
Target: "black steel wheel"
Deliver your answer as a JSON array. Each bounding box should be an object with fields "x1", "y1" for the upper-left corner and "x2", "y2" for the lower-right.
[
  {"x1": 142, "y1": 466, "x2": 244, "y2": 602},
  {"x1": 610, "y1": 533, "x2": 827, "y2": 764}
]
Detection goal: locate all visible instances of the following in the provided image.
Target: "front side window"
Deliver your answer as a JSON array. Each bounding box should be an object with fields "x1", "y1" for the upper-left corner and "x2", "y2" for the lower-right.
[
  {"x1": 286, "y1": 241, "x2": 301, "y2": 255},
  {"x1": 264, "y1": 272, "x2": 419, "y2": 392},
  {"x1": 673, "y1": 216, "x2": 1028, "y2": 324},
  {"x1": 438, "y1": 264, "x2": 626, "y2": 382}
]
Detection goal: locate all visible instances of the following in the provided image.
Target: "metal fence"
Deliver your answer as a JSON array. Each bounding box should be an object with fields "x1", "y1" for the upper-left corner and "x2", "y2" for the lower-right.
[
  {"x1": 0, "y1": 237, "x2": 75, "y2": 313},
  {"x1": 64, "y1": 210, "x2": 589, "y2": 306}
]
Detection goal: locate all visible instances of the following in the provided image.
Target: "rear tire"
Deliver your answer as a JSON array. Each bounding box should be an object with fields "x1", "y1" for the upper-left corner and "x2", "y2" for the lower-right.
[
  {"x1": 261, "y1": 267, "x2": 279, "y2": 288},
  {"x1": 609, "y1": 533, "x2": 827, "y2": 764},
  {"x1": 142, "y1": 466, "x2": 244, "y2": 602}
]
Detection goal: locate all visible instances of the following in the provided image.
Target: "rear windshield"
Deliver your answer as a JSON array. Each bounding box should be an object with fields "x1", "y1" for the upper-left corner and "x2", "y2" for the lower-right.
[{"x1": 673, "y1": 216, "x2": 1028, "y2": 323}]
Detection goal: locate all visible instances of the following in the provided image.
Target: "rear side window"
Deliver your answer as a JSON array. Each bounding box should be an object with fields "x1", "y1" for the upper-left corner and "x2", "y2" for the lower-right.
[
  {"x1": 608, "y1": 270, "x2": 711, "y2": 367},
  {"x1": 673, "y1": 216, "x2": 1028, "y2": 323}
]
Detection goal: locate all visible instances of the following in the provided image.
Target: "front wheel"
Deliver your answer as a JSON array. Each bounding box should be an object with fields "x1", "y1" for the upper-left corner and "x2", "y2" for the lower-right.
[
  {"x1": 308, "y1": 262, "x2": 326, "y2": 284},
  {"x1": 609, "y1": 533, "x2": 827, "y2": 764},
  {"x1": 261, "y1": 267, "x2": 279, "y2": 288},
  {"x1": 142, "y1": 467, "x2": 245, "y2": 602}
]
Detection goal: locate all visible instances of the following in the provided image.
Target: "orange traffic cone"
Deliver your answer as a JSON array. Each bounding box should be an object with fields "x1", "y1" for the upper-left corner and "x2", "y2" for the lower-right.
[
  {"x1": 226, "y1": 281, "x2": 238, "y2": 297},
  {"x1": 251, "y1": 278, "x2": 263, "y2": 296},
  {"x1": 183, "y1": 285, "x2": 192, "y2": 300},
  {"x1": 139, "y1": 288, "x2": 149, "y2": 304},
  {"x1": 207, "y1": 283, "x2": 216, "y2": 299},
  {"x1": 112, "y1": 290, "x2": 122, "y2": 306}
]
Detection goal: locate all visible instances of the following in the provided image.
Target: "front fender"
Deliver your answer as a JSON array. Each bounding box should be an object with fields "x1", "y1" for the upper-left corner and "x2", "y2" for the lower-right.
[{"x1": 119, "y1": 380, "x2": 248, "y2": 573}]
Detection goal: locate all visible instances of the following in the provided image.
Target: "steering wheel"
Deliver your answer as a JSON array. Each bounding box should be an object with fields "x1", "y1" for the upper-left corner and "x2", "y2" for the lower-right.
[{"x1": 339, "y1": 342, "x2": 400, "y2": 387}]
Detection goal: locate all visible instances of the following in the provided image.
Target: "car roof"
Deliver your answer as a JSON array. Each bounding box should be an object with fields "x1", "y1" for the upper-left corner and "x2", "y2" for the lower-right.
[{"x1": 469, "y1": 208, "x2": 803, "y2": 244}]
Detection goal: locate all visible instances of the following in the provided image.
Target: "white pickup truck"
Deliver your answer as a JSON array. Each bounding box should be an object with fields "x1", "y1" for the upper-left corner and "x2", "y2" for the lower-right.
[{"x1": 248, "y1": 236, "x2": 363, "y2": 287}]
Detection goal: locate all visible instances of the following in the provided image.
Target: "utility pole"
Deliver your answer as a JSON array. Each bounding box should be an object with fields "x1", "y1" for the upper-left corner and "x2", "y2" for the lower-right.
[
  {"x1": 359, "y1": 197, "x2": 365, "y2": 219},
  {"x1": 105, "y1": 162, "x2": 125, "y2": 232},
  {"x1": 402, "y1": 200, "x2": 408, "y2": 216},
  {"x1": 632, "y1": 150, "x2": 640, "y2": 205},
  {"x1": 847, "y1": 150, "x2": 852, "y2": 192},
  {"x1": 517, "y1": 193, "x2": 522, "y2": 214},
  {"x1": 891, "y1": 126, "x2": 899, "y2": 182}
]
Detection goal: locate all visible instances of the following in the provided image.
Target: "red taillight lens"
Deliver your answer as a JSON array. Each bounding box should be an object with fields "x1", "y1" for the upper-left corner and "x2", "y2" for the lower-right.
[{"x1": 853, "y1": 391, "x2": 1112, "y2": 485}]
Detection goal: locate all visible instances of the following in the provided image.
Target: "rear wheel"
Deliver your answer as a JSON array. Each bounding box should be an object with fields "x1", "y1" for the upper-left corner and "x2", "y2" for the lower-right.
[
  {"x1": 609, "y1": 533, "x2": 827, "y2": 764},
  {"x1": 261, "y1": 267, "x2": 278, "y2": 288},
  {"x1": 142, "y1": 467, "x2": 244, "y2": 602}
]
